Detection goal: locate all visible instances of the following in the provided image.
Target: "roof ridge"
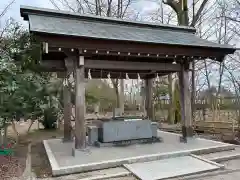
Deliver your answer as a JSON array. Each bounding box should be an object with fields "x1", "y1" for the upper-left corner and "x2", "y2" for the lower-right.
[{"x1": 20, "y1": 5, "x2": 196, "y2": 33}]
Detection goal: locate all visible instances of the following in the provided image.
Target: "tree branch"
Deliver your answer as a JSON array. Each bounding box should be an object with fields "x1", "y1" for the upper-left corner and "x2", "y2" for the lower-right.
[
  {"x1": 0, "y1": 0, "x2": 15, "y2": 18},
  {"x1": 191, "y1": 0, "x2": 209, "y2": 27},
  {"x1": 162, "y1": 0, "x2": 182, "y2": 23},
  {"x1": 121, "y1": 0, "x2": 131, "y2": 18},
  {"x1": 106, "y1": 0, "x2": 113, "y2": 16},
  {"x1": 162, "y1": 0, "x2": 180, "y2": 14},
  {"x1": 49, "y1": 0, "x2": 60, "y2": 10}
]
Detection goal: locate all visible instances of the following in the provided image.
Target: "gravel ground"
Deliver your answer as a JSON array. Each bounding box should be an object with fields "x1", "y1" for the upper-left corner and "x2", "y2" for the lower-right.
[
  {"x1": 0, "y1": 156, "x2": 26, "y2": 180},
  {"x1": 1, "y1": 128, "x2": 63, "y2": 179}
]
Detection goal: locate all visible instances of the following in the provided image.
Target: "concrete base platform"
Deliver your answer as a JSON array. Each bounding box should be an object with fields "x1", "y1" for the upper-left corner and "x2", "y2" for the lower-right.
[
  {"x1": 95, "y1": 137, "x2": 162, "y2": 147},
  {"x1": 43, "y1": 131, "x2": 235, "y2": 176},
  {"x1": 124, "y1": 155, "x2": 223, "y2": 180}
]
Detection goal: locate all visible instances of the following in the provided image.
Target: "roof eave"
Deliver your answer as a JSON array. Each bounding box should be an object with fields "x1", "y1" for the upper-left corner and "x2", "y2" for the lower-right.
[{"x1": 20, "y1": 6, "x2": 29, "y2": 20}]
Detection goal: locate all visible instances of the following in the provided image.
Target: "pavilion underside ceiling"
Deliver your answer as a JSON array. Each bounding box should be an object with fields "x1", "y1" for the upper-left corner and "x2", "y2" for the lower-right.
[
  {"x1": 36, "y1": 35, "x2": 233, "y2": 79},
  {"x1": 36, "y1": 34, "x2": 231, "y2": 62}
]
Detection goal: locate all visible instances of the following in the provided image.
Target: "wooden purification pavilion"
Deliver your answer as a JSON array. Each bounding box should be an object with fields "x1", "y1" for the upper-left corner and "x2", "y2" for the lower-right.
[{"x1": 20, "y1": 6, "x2": 236, "y2": 149}]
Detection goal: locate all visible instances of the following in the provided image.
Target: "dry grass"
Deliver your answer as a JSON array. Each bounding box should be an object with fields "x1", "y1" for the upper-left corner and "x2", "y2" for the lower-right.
[{"x1": 22, "y1": 129, "x2": 63, "y2": 178}]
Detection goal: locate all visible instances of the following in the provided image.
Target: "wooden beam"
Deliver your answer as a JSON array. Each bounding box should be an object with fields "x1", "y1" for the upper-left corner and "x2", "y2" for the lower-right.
[
  {"x1": 57, "y1": 72, "x2": 65, "y2": 78},
  {"x1": 85, "y1": 60, "x2": 181, "y2": 71},
  {"x1": 75, "y1": 56, "x2": 86, "y2": 149},
  {"x1": 40, "y1": 59, "x2": 181, "y2": 72},
  {"x1": 48, "y1": 47, "x2": 201, "y2": 60},
  {"x1": 36, "y1": 33, "x2": 232, "y2": 61},
  {"x1": 40, "y1": 60, "x2": 65, "y2": 70},
  {"x1": 42, "y1": 50, "x2": 210, "y2": 64},
  {"x1": 38, "y1": 66, "x2": 170, "y2": 79}
]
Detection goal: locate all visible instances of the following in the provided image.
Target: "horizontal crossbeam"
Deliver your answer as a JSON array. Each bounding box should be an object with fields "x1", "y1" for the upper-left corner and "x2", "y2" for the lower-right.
[
  {"x1": 40, "y1": 59, "x2": 181, "y2": 72},
  {"x1": 85, "y1": 60, "x2": 181, "y2": 72}
]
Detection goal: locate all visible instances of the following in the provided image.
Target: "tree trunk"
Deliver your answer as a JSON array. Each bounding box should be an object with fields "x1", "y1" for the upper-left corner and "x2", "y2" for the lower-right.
[
  {"x1": 27, "y1": 119, "x2": 34, "y2": 133},
  {"x1": 0, "y1": 131, "x2": 3, "y2": 145},
  {"x1": 11, "y1": 120, "x2": 19, "y2": 144},
  {"x1": 1, "y1": 120, "x2": 8, "y2": 145}
]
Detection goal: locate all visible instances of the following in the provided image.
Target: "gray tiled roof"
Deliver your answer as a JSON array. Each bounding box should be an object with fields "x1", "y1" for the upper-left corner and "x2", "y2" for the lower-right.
[
  {"x1": 21, "y1": 6, "x2": 234, "y2": 50},
  {"x1": 20, "y1": 6, "x2": 196, "y2": 33}
]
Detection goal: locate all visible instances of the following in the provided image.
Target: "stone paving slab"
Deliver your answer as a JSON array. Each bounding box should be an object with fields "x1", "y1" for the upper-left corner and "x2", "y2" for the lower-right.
[
  {"x1": 199, "y1": 146, "x2": 240, "y2": 162},
  {"x1": 124, "y1": 155, "x2": 222, "y2": 180},
  {"x1": 168, "y1": 158, "x2": 240, "y2": 180},
  {"x1": 44, "y1": 131, "x2": 235, "y2": 176},
  {"x1": 48, "y1": 159, "x2": 240, "y2": 180}
]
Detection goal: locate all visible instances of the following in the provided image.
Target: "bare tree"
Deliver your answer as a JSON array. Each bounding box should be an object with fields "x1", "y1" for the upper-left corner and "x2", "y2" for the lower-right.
[
  {"x1": 159, "y1": 0, "x2": 211, "y2": 125},
  {"x1": 0, "y1": 0, "x2": 15, "y2": 39},
  {"x1": 0, "y1": 0, "x2": 15, "y2": 18}
]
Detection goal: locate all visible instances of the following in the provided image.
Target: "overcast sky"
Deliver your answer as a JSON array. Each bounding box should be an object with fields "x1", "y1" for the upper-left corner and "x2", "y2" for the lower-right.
[
  {"x1": 1, "y1": 0, "x2": 54, "y2": 25},
  {"x1": 1, "y1": 0, "x2": 158, "y2": 26}
]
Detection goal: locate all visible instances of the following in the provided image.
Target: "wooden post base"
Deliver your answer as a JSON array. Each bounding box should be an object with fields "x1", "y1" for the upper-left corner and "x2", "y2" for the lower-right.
[
  {"x1": 186, "y1": 126, "x2": 194, "y2": 137},
  {"x1": 62, "y1": 137, "x2": 73, "y2": 143},
  {"x1": 180, "y1": 126, "x2": 194, "y2": 143}
]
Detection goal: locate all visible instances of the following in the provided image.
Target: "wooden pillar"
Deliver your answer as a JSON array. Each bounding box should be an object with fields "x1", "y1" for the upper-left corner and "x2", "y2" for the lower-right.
[
  {"x1": 140, "y1": 82, "x2": 146, "y2": 116},
  {"x1": 191, "y1": 60, "x2": 196, "y2": 123},
  {"x1": 145, "y1": 78, "x2": 154, "y2": 120},
  {"x1": 120, "y1": 79, "x2": 125, "y2": 115},
  {"x1": 62, "y1": 59, "x2": 74, "y2": 142},
  {"x1": 179, "y1": 63, "x2": 193, "y2": 141},
  {"x1": 75, "y1": 56, "x2": 86, "y2": 149},
  {"x1": 63, "y1": 76, "x2": 72, "y2": 142},
  {"x1": 168, "y1": 74, "x2": 174, "y2": 124}
]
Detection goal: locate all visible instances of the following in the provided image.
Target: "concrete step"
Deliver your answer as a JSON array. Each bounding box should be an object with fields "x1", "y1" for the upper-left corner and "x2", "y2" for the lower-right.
[
  {"x1": 191, "y1": 143, "x2": 235, "y2": 155},
  {"x1": 38, "y1": 167, "x2": 131, "y2": 180},
  {"x1": 199, "y1": 147, "x2": 240, "y2": 163}
]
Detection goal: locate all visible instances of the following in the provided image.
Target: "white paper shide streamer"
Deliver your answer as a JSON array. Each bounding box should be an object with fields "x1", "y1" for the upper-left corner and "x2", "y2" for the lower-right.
[
  {"x1": 107, "y1": 72, "x2": 111, "y2": 80},
  {"x1": 137, "y1": 73, "x2": 141, "y2": 81},
  {"x1": 126, "y1": 73, "x2": 129, "y2": 80},
  {"x1": 88, "y1": 69, "x2": 92, "y2": 79},
  {"x1": 156, "y1": 73, "x2": 160, "y2": 82}
]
